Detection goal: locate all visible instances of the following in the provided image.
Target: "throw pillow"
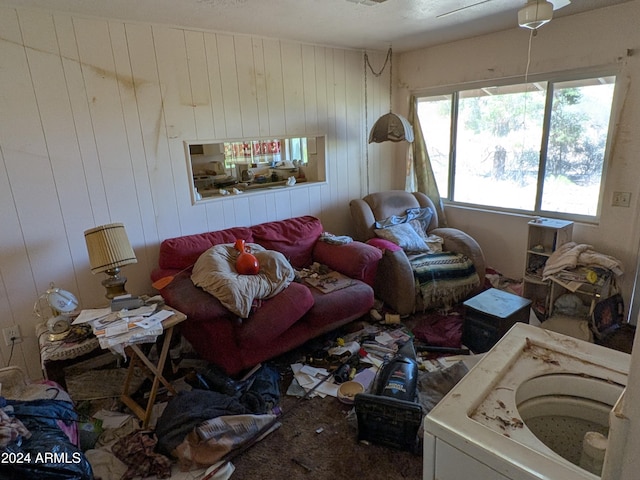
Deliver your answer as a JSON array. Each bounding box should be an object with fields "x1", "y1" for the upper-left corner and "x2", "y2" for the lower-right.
[{"x1": 374, "y1": 223, "x2": 430, "y2": 253}]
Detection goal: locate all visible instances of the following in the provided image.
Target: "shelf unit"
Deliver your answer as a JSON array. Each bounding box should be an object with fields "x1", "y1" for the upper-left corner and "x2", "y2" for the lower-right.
[
  {"x1": 547, "y1": 270, "x2": 615, "y2": 318},
  {"x1": 522, "y1": 218, "x2": 574, "y2": 320}
]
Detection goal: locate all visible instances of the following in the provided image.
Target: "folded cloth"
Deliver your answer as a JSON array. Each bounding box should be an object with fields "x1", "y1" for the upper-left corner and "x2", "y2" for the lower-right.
[
  {"x1": 542, "y1": 242, "x2": 623, "y2": 280},
  {"x1": 319, "y1": 232, "x2": 353, "y2": 245}
]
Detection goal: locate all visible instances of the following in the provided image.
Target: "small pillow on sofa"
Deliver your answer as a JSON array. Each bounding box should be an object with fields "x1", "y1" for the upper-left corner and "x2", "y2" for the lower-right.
[{"x1": 374, "y1": 223, "x2": 430, "y2": 253}]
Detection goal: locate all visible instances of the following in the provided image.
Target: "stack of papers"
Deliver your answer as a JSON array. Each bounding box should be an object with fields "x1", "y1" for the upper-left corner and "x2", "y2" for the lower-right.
[{"x1": 72, "y1": 306, "x2": 174, "y2": 351}]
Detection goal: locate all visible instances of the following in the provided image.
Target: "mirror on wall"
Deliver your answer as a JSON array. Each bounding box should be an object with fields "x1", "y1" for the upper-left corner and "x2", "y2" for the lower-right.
[{"x1": 185, "y1": 135, "x2": 326, "y2": 203}]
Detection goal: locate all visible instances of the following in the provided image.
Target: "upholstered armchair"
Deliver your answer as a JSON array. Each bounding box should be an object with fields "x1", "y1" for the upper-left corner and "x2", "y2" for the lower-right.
[{"x1": 350, "y1": 190, "x2": 486, "y2": 316}]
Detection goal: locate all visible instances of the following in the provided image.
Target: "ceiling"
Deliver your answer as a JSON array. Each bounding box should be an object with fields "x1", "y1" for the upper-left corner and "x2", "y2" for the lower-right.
[{"x1": 0, "y1": 0, "x2": 631, "y2": 52}]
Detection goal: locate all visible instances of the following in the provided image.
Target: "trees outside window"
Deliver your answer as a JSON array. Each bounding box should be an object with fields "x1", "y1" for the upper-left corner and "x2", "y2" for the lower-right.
[{"x1": 416, "y1": 74, "x2": 616, "y2": 219}]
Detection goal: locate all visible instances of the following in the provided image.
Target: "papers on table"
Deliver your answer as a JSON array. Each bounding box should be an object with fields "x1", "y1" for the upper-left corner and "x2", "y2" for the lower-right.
[
  {"x1": 73, "y1": 304, "x2": 174, "y2": 351},
  {"x1": 72, "y1": 308, "x2": 112, "y2": 325}
]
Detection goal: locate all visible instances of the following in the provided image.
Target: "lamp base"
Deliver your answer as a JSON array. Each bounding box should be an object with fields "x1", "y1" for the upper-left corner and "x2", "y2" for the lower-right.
[{"x1": 102, "y1": 268, "x2": 129, "y2": 299}]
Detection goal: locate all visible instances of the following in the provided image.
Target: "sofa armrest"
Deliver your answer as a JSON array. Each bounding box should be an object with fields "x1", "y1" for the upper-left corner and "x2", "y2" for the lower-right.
[
  {"x1": 312, "y1": 241, "x2": 382, "y2": 285},
  {"x1": 431, "y1": 227, "x2": 486, "y2": 287}
]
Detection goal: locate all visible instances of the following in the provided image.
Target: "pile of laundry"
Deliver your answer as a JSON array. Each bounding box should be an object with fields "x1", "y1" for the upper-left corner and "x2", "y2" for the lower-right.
[{"x1": 542, "y1": 242, "x2": 623, "y2": 280}]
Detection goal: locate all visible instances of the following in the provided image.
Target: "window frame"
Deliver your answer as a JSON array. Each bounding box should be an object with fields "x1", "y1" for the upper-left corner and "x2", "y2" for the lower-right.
[{"x1": 413, "y1": 66, "x2": 620, "y2": 223}]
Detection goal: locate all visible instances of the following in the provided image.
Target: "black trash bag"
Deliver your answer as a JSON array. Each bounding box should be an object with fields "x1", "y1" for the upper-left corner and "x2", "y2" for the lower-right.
[{"x1": 0, "y1": 398, "x2": 93, "y2": 480}]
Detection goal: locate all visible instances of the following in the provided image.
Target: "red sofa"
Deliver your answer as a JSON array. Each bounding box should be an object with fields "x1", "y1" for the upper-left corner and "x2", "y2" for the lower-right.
[{"x1": 151, "y1": 215, "x2": 382, "y2": 376}]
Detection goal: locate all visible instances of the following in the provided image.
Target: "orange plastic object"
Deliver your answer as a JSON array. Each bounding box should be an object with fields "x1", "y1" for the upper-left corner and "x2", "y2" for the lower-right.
[{"x1": 234, "y1": 238, "x2": 259, "y2": 275}]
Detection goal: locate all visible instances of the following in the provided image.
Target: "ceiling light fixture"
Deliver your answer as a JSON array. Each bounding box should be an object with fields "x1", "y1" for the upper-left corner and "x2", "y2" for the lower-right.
[
  {"x1": 365, "y1": 47, "x2": 414, "y2": 144},
  {"x1": 518, "y1": 0, "x2": 556, "y2": 30}
]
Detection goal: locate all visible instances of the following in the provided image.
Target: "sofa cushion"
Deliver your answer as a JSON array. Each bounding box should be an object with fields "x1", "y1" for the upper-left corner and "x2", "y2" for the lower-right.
[
  {"x1": 305, "y1": 281, "x2": 375, "y2": 329},
  {"x1": 251, "y1": 216, "x2": 322, "y2": 269},
  {"x1": 158, "y1": 227, "x2": 254, "y2": 270},
  {"x1": 236, "y1": 282, "x2": 314, "y2": 345}
]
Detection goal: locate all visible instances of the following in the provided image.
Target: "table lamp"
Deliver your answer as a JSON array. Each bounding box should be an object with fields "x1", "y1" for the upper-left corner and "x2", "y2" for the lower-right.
[{"x1": 84, "y1": 223, "x2": 137, "y2": 299}]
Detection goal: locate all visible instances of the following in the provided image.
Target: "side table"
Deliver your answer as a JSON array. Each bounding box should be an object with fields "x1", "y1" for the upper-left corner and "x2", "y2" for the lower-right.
[
  {"x1": 462, "y1": 288, "x2": 532, "y2": 353},
  {"x1": 37, "y1": 323, "x2": 101, "y2": 389},
  {"x1": 120, "y1": 306, "x2": 187, "y2": 428}
]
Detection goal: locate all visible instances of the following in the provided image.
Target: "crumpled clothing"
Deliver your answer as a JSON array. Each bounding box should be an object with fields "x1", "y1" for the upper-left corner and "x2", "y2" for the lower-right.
[
  {"x1": 542, "y1": 242, "x2": 623, "y2": 280},
  {"x1": 156, "y1": 390, "x2": 249, "y2": 456},
  {"x1": 0, "y1": 406, "x2": 30, "y2": 447},
  {"x1": 111, "y1": 430, "x2": 172, "y2": 480}
]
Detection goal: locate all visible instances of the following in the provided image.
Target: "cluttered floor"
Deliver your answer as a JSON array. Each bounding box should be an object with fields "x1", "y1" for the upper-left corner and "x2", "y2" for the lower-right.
[
  {"x1": 5, "y1": 270, "x2": 635, "y2": 480},
  {"x1": 56, "y1": 297, "x2": 635, "y2": 480},
  {"x1": 59, "y1": 306, "x2": 479, "y2": 480}
]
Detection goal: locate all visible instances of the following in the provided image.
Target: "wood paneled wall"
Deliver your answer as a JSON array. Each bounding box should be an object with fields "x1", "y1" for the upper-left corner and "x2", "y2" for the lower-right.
[{"x1": 0, "y1": 6, "x2": 393, "y2": 378}]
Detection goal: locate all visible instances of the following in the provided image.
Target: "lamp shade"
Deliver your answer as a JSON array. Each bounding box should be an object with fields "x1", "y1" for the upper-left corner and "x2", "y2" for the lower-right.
[
  {"x1": 84, "y1": 223, "x2": 137, "y2": 274},
  {"x1": 368, "y1": 113, "x2": 415, "y2": 143}
]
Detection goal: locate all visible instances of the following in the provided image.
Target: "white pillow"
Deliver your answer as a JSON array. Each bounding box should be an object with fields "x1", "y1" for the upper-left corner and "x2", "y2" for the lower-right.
[{"x1": 374, "y1": 223, "x2": 430, "y2": 253}]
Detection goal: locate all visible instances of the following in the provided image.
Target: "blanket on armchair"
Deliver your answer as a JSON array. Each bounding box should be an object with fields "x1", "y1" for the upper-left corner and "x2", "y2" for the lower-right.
[{"x1": 410, "y1": 252, "x2": 480, "y2": 310}]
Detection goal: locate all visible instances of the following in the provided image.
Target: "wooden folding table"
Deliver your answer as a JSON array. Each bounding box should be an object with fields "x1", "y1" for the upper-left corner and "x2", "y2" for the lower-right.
[{"x1": 120, "y1": 306, "x2": 186, "y2": 428}]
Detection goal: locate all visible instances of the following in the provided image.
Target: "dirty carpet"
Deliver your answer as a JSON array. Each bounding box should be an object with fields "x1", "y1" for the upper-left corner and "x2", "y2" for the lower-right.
[{"x1": 230, "y1": 392, "x2": 423, "y2": 480}]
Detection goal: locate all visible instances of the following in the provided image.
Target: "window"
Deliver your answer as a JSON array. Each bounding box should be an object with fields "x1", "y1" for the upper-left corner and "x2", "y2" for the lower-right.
[{"x1": 416, "y1": 74, "x2": 617, "y2": 219}]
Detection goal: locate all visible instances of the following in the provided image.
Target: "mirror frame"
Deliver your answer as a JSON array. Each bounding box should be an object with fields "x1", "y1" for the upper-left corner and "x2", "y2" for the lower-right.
[{"x1": 184, "y1": 135, "x2": 327, "y2": 204}]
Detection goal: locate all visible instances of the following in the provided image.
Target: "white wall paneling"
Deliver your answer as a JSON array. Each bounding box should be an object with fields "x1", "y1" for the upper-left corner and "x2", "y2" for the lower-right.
[{"x1": 0, "y1": 5, "x2": 387, "y2": 378}]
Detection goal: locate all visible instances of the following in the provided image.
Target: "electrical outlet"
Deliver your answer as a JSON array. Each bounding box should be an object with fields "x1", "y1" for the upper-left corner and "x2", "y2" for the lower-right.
[
  {"x1": 3, "y1": 326, "x2": 22, "y2": 346},
  {"x1": 612, "y1": 191, "x2": 631, "y2": 207}
]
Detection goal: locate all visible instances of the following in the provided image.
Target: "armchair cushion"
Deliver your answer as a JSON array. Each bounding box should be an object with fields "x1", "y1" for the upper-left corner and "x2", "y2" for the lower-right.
[{"x1": 374, "y1": 206, "x2": 433, "y2": 231}]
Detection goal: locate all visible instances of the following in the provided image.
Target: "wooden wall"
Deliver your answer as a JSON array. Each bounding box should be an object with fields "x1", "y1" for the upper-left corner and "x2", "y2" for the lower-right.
[{"x1": 0, "y1": 6, "x2": 393, "y2": 378}]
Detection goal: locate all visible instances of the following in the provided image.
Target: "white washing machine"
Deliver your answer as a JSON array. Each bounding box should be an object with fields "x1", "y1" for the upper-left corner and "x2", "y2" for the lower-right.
[{"x1": 423, "y1": 323, "x2": 630, "y2": 480}]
